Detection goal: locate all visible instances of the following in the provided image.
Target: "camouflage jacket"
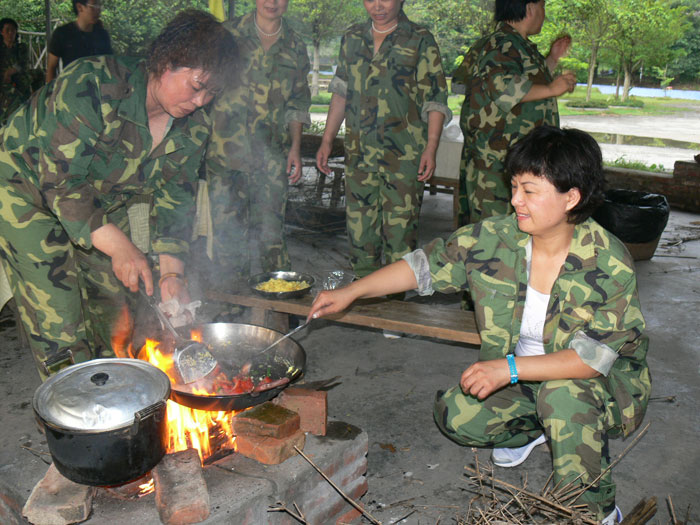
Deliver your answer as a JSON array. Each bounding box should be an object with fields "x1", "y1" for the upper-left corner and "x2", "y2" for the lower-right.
[
  {"x1": 453, "y1": 22, "x2": 559, "y2": 169},
  {"x1": 206, "y1": 11, "x2": 311, "y2": 175},
  {"x1": 0, "y1": 41, "x2": 28, "y2": 79},
  {"x1": 409, "y1": 215, "x2": 650, "y2": 438},
  {"x1": 329, "y1": 12, "x2": 451, "y2": 172},
  {"x1": 0, "y1": 56, "x2": 210, "y2": 256}
]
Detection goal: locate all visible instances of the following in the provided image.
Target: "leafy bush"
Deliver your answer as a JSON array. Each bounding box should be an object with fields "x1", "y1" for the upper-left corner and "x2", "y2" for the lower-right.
[
  {"x1": 607, "y1": 97, "x2": 644, "y2": 108},
  {"x1": 565, "y1": 100, "x2": 609, "y2": 109},
  {"x1": 311, "y1": 93, "x2": 333, "y2": 105},
  {"x1": 607, "y1": 157, "x2": 665, "y2": 173}
]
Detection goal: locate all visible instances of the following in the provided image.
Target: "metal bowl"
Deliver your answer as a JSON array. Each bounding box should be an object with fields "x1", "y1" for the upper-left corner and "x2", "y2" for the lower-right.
[{"x1": 248, "y1": 271, "x2": 315, "y2": 300}]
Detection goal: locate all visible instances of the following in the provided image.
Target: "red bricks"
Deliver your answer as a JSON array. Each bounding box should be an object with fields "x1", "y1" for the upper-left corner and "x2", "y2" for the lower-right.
[
  {"x1": 153, "y1": 448, "x2": 209, "y2": 525},
  {"x1": 22, "y1": 464, "x2": 96, "y2": 525},
  {"x1": 232, "y1": 402, "x2": 300, "y2": 439},
  {"x1": 235, "y1": 429, "x2": 306, "y2": 465},
  {"x1": 274, "y1": 387, "x2": 328, "y2": 436}
]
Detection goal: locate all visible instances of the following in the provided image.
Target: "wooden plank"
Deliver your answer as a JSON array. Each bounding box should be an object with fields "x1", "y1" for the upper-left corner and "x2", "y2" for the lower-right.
[{"x1": 206, "y1": 290, "x2": 481, "y2": 346}]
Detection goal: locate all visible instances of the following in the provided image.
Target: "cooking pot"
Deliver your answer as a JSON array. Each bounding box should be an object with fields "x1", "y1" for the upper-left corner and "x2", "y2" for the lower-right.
[{"x1": 33, "y1": 358, "x2": 170, "y2": 486}]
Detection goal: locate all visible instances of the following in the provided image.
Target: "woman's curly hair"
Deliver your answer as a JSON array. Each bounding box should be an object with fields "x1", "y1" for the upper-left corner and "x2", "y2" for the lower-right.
[{"x1": 147, "y1": 9, "x2": 239, "y2": 94}]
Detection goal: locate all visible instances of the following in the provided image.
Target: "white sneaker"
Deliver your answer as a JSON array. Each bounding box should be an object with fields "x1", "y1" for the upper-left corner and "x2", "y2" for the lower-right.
[
  {"x1": 601, "y1": 506, "x2": 623, "y2": 525},
  {"x1": 491, "y1": 434, "x2": 547, "y2": 467}
]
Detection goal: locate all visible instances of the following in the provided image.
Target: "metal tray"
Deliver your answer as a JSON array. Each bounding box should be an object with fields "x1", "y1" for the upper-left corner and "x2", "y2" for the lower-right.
[{"x1": 248, "y1": 271, "x2": 315, "y2": 300}]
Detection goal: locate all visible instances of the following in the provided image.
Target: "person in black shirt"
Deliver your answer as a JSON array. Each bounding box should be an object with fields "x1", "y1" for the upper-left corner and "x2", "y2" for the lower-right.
[{"x1": 46, "y1": 0, "x2": 112, "y2": 82}]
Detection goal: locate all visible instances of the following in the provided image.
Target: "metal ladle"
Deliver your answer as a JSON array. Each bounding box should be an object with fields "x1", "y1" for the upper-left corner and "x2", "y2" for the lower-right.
[
  {"x1": 140, "y1": 289, "x2": 218, "y2": 384},
  {"x1": 258, "y1": 319, "x2": 311, "y2": 355}
]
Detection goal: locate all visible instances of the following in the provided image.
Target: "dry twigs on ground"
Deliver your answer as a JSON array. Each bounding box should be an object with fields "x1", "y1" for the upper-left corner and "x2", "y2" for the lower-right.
[{"x1": 456, "y1": 424, "x2": 656, "y2": 524}]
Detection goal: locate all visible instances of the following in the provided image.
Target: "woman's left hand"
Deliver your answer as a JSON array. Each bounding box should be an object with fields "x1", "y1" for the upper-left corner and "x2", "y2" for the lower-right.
[
  {"x1": 460, "y1": 359, "x2": 511, "y2": 400},
  {"x1": 287, "y1": 149, "x2": 303, "y2": 184},
  {"x1": 417, "y1": 149, "x2": 437, "y2": 182}
]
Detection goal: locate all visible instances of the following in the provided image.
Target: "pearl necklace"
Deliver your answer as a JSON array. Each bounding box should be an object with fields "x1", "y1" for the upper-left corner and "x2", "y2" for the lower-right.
[
  {"x1": 254, "y1": 15, "x2": 282, "y2": 37},
  {"x1": 372, "y1": 21, "x2": 398, "y2": 34}
]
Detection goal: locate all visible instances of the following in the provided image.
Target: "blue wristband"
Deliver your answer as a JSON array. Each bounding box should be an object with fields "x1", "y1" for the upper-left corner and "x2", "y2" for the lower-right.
[{"x1": 506, "y1": 354, "x2": 518, "y2": 384}]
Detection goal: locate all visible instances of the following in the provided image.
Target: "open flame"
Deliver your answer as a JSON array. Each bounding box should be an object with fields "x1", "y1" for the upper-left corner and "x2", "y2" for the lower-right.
[{"x1": 140, "y1": 335, "x2": 238, "y2": 464}]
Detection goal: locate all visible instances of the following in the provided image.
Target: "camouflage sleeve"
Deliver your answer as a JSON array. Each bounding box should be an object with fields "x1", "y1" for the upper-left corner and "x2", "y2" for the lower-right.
[
  {"x1": 402, "y1": 249, "x2": 433, "y2": 295},
  {"x1": 416, "y1": 33, "x2": 452, "y2": 123},
  {"x1": 450, "y1": 56, "x2": 468, "y2": 95},
  {"x1": 569, "y1": 268, "x2": 646, "y2": 376},
  {"x1": 284, "y1": 43, "x2": 312, "y2": 127},
  {"x1": 481, "y1": 40, "x2": 533, "y2": 115},
  {"x1": 422, "y1": 226, "x2": 478, "y2": 294},
  {"x1": 328, "y1": 33, "x2": 348, "y2": 97},
  {"x1": 37, "y1": 64, "x2": 109, "y2": 249}
]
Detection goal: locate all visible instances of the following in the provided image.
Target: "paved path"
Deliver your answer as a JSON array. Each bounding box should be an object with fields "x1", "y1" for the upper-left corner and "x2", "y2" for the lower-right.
[{"x1": 312, "y1": 106, "x2": 700, "y2": 171}]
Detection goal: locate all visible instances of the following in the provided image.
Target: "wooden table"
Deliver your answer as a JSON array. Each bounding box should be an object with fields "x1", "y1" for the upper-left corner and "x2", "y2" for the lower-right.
[{"x1": 206, "y1": 288, "x2": 481, "y2": 346}]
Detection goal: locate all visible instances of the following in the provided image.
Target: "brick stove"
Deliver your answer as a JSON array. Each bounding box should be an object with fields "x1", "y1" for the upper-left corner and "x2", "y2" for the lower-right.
[{"x1": 16, "y1": 390, "x2": 368, "y2": 525}]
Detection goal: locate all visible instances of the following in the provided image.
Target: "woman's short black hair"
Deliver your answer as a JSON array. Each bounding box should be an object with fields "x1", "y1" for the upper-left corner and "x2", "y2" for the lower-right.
[
  {"x1": 0, "y1": 18, "x2": 18, "y2": 34},
  {"x1": 505, "y1": 125, "x2": 605, "y2": 224},
  {"x1": 495, "y1": 0, "x2": 541, "y2": 23},
  {"x1": 147, "y1": 9, "x2": 238, "y2": 95}
]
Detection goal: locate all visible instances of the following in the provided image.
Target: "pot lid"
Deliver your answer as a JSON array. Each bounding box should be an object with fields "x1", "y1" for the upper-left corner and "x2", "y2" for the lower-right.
[{"x1": 33, "y1": 358, "x2": 171, "y2": 432}]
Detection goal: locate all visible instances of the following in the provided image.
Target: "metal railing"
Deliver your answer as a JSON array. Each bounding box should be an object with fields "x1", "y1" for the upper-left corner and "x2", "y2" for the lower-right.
[{"x1": 18, "y1": 20, "x2": 62, "y2": 70}]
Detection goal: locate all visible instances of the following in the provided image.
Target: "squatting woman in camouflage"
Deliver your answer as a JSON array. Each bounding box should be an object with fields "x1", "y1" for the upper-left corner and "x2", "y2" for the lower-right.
[
  {"x1": 204, "y1": 0, "x2": 311, "y2": 285},
  {"x1": 308, "y1": 127, "x2": 650, "y2": 524},
  {"x1": 316, "y1": 0, "x2": 451, "y2": 278},
  {"x1": 0, "y1": 11, "x2": 236, "y2": 379}
]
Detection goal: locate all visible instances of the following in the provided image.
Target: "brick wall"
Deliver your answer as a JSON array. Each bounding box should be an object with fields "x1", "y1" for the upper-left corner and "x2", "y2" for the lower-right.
[{"x1": 604, "y1": 161, "x2": 700, "y2": 212}]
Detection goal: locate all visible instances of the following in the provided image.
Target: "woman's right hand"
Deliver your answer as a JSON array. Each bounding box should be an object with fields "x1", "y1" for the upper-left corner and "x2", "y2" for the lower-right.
[
  {"x1": 307, "y1": 288, "x2": 356, "y2": 321},
  {"x1": 550, "y1": 71, "x2": 577, "y2": 96},
  {"x1": 315, "y1": 141, "x2": 332, "y2": 176},
  {"x1": 90, "y1": 223, "x2": 154, "y2": 294}
]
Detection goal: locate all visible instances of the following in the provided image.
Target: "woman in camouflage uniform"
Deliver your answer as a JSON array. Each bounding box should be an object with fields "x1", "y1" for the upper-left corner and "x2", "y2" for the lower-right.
[
  {"x1": 309, "y1": 127, "x2": 650, "y2": 524},
  {"x1": 203, "y1": 0, "x2": 311, "y2": 287},
  {"x1": 315, "y1": 0, "x2": 451, "y2": 278},
  {"x1": 452, "y1": 0, "x2": 576, "y2": 225},
  {"x1": 0, "y1": 11, "x2": 236, "y2": 379}
]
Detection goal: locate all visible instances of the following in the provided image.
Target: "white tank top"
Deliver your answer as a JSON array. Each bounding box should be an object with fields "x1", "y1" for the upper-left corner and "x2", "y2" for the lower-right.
[{"x1": 515, "y1": 284, "x2": 550, "y2": 357}]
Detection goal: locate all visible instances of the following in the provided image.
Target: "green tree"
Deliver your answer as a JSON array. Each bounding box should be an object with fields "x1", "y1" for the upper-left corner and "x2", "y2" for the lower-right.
[
  {"x1": 543, "y1": 0, "x2": 618, "y2": 102},
  {"x1": 404, "y1": 0, "x2": 494, "y2": 74},
  {"x1": 668, "y1": 0, "x2": 700, "y2": 84},
  {"x1": 287, "y1": 0, "x2": 364, "y2": 96},
  {"x1": 608, "y1": 0, "x2": 689, "y2": 100}
]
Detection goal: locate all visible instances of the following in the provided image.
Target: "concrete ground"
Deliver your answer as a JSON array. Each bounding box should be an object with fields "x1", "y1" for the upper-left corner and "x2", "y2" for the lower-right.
[{"x1": 1, "y1": 112, "x2": 699, "y2": 524}]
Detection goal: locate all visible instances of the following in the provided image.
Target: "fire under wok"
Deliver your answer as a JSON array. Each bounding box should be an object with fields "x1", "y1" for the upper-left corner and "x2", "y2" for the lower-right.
[{"x1": 138, "y1": 323, "x2": 306, "y2": 411}]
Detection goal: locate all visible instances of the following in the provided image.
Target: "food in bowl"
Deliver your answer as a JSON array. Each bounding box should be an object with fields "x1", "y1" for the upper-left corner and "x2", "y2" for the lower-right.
[{"x1": 255, "y1": 278, "x2": 310, "y2": 293}]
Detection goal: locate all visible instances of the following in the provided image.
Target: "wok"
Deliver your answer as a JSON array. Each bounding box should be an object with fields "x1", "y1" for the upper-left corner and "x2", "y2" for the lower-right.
[{"x1": 138, "y1": 323, "x2": 306, "y2": 411}]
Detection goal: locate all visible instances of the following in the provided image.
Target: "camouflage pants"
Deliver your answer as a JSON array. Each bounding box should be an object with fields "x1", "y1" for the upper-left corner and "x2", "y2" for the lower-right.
[
  {"x1": 248, "y1": 156, "x2": 290, "y2": 273},
  {"x1": 434, "y1": 378, "x2": 619, "y2": 520},
  {"x1": 458, "y1": 148, "x2": 512, "y2": 226},
  {"x1": 0, "y1": 174, "x2": 132, "y2": 380},
  {"x1": 345, "y1": 165, "x2": 423, "y2": 278}
]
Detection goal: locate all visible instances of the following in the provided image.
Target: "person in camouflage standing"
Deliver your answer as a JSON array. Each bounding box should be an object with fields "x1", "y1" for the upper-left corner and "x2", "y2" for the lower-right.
[
  {"x1": 452, "y1": 0, "x2": 576, "y2": 225},
  {"x1": 315, "y1": 0, "x2": 451, "y2": 279},
  {"x1": 203, "y1": 0, "x2": 310, "y2": 287},
  {"x1": 0, "y1": 18, "x2": 42, "y2": 124},
  {"x1": 0, "y1": 10, "x2": 236, "y2": 380},
  {"x1": 309, "y1": 127, "x2": 650, "y2": 524}
]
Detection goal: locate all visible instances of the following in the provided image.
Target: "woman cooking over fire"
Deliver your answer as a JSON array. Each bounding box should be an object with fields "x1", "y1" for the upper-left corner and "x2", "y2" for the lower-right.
[
  {"x1": 315, "y1": 0, "x2": 451, "y2": 280},
  {"x1": 308, "y1": 126, "x2": 650, "y2": 525},
  {"x1": 0, "y1": 10, "x2": 236, "y2": 380}
]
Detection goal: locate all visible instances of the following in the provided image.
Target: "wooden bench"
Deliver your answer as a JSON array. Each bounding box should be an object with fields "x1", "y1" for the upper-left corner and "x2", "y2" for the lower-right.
[{"x1": 206, "y1": 288, "x2": 481, "y2": 346}]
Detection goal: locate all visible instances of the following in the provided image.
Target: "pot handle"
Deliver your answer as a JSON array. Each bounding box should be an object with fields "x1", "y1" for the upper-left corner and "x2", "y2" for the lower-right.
[{"x1": 131, "y1": 400, "x2": 167, "y2": 437}]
